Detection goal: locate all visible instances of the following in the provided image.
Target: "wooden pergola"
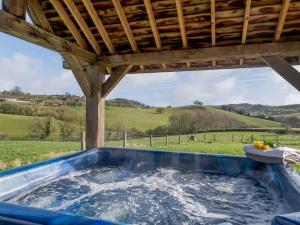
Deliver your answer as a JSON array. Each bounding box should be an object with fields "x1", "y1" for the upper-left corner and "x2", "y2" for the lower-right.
[{"x1": 1, "y1": 0, "x2": 300, "y2": 149}]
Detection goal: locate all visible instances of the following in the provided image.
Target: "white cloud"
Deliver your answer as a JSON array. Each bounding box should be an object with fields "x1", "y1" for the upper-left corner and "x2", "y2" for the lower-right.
[
  {"x1": 0, "y1": 53, "x2": 82, "y2": 95},
  {"x1": 284, "y1": 93, "x2": 300, "y2": 105}
]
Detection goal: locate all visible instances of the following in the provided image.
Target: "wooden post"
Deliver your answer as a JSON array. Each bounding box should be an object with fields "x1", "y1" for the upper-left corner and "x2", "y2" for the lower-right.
[
  {"x1": 123, "y1": 131, "x2": 127, "y2": 148},
  {"x1": 2, "y1": 0, "x2": 26, "y2": 19},
  {"x1": 150, "y1": 135, "x2": 152, "y2": 148},
  {"x1": 213, "y1": 134, "x2": 216, "y2": 142},
  {"x1": 251, "y1": 134, "x2": 254, "y2": 143},
  {"x1": 85, "y1": 65, "x2": 105, "y2": 149},
  {"x1": 276, "y1": 135, "x2": 279, "y2": 146},
  {"x1": 241, "y1": 134, "x2": 244, "y2": 143},
  {"x1": 80, "y1": 131, "x2": 86, "y2": 150},
  {"x1": 203, "y1": 134, "x2": 206, "y2": 142},
  {"x1": 166, "y1": 135, "x2": 168, "y2": 146},
  {"x1": 178, "y1": 134, "x2": 181, "y2": 144}
]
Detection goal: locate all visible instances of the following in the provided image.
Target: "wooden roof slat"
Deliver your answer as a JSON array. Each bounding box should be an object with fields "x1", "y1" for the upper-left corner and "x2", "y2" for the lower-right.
[
  {"x1": 112, "y1": 0, "x2": 138, "y2": 52},
  {"x1": 175, "y1": 0, "x2": 190, "y2": 68},
  {"x1": 63, "y1": 0, "x2": 102, "y2": 55},
  {"x1": 240, "y1": 0, "x2": 252, "y2": 66},
  {"x1": 82, "y1": 0, "x2": 115, "y2": 55},
  {"x1": 49, "y1": 0, "x2": 88, "y2": 49},
  {"x1": 112, "y1": 0, "x2": 143, "y2": 71},
  {"x1": 211, "y1": 0, "x2": 216, "y2": 67},
  {"x1": 274, "y1": 0, "x2": 291, "y2": 41},
  {"x1": 143, "y1": 0, "x2": 166, "y2": 70}
]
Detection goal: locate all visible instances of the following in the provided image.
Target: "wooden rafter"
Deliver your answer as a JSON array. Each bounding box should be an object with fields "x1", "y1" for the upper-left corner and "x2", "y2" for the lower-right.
[
  {"x1": 274, "y1": 0, "x2": 291, "y2": 41},
  {"x1": 240, "y1": 0, "x2": 252, "y2": 66},
  {"x1": 262, "y1": 56, "x2": 300, "y2": 91},
  {"x1": 210, "y1": 0, "x2": 216, "y2": 67},
  {"x1": 26, "y1": 0, "x2": 53, "y2": 33},
  {"x1": 102, "y1": 65, "x2": 133, "y2": 97},
  {"x1": 0, "y1": 10, "x2": 96, "y2": 63},
  {"x1": 97, "y1": 41, "x2": 300, "y2": 67},
  {"x1": 49, "y1": 0, "x2": 88, "y2": 49},
  {"x1": 175, "y1": 0, "x2": 190, "y2": 68},
  {"x1": 2, "y1": 0, "x2": 25, "y2": 19},
  {"x1": 82, "y1": 0, "x2": 115, "y2": 55},
  {"x1": 25, "y1": 1, "x2": 92, "y2": 97},
  {"x1": 112, "y1": 0, "x2": 143, "y2": 71},
  {"x1": 63, "y1": 0, "x2": 101, "y2": 55},
  {"x1": 143, "y1": 0, "x2": 166, "y2": 70}
]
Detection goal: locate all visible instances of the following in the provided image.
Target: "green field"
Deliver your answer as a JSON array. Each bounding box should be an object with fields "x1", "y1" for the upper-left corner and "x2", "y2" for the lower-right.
[{"x1": 0, "y1": 105, "x2": 282, "y2": 137}]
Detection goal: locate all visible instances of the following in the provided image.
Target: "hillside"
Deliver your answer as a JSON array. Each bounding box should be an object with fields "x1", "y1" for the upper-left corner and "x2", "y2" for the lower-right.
[
  {"x1": 0, "y1": 105, "x2": 281, "y2": 137},
  {"x1": 215, "y1": 103, "x2": 300, "y2": 116}
]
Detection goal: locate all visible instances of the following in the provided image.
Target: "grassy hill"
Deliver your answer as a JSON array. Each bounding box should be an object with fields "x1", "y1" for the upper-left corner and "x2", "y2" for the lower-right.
[{"x1": 0, "y1": 105, "x2": 281, "y2": 137}]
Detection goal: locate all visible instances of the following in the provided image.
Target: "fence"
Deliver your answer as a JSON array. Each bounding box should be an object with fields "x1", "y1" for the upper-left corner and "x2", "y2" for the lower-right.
[{"x1": 1, "y1": 131, "x2": 300, "y2": 170}]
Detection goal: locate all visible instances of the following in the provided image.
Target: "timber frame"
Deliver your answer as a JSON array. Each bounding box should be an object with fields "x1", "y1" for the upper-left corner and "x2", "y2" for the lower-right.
[{"x1": 1, "y1": 0, "x2": 300, "y2": 149}]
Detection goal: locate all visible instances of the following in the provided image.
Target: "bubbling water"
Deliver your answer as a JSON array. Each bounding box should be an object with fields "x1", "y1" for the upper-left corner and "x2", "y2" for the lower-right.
[{"x1": 8, "y1": 166, "x2": 287, "y2": 225}]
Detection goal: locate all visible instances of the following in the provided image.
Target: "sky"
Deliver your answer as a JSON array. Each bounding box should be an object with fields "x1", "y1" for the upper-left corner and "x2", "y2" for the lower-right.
[{"x1": 1, "y1": 32, "x2": 300, "y2": 107}]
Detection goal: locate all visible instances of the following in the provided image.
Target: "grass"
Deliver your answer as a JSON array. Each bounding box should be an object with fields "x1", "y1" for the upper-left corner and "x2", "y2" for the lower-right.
[
  {"x1": 1, "y1": 131, "x2": 300, "y2": 171},
  {"x1": 0, "y1": 139, "x2": 80, "y2": 170}
]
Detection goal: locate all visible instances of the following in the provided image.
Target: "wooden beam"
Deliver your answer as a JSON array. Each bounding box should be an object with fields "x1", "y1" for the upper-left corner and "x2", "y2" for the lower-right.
[
  {"x1": 82, "y1": 0, "x2": 115, "y2": 55},
  {"x1": 144, "y1": 0, "x2": 161, "y2": 50},
  {"x1": 63, "y1": 0, "x2": 101, "y2": 55},
  {"x1": 274, "y1": 0, "x2": 290, "y2": 41},
  {"x1": 2, "y1": 0, "x2": 25, "y2": 19},
  {"x1": 26, "y1": 0, "x2": 92, "y2": 96},
  {"x1": 102, "y1": 65, "x2": 133, "y2": 97},
  {"x1": 49, "y1": 0, "x2": 88, "y2": 49},
  {"x1": 240, "y1": 0, "x2": 251, "y2": 65},
  {"x1": 112, "y1": 0, "x2": 143, "y2": 71},
  {"x1": 143, "y1": 0, "x2": 166, "y2": 71},
  {"x1": 262, "y1": 56, "x2": 300, "y2": 91},
  {"x1": 112, "y1": 0, "x2": 138, "y2": 52},
  {"x1": 62, "y1": 53, "x2": 91, "y2": 97},
  {"x1": 26, "y1": 0, "x2": 53, "y2": 33},
  {"x1": 85, "y1": 65, "x2": 106, "y2": 149},
  {"x1": 210, "y1": 0, "x2": 216, "y2": 67},
  {"x1": 98, "y1": 41, "x2": 300, "y2": 67},
  {"x1": 175, "y1": 0, "x2": 190, "y2": 68},
  {"x1": 0, "y1": 10, "x2": 96, "y2": 63},
  {"x1": 176, "y1": 0, "x2": 187, "y2": 48}
]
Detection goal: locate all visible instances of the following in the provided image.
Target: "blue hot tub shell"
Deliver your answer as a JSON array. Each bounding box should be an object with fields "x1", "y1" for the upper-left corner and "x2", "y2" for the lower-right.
[{"x1": 0, "y1": 147, "x2": 300, "y2": 225}]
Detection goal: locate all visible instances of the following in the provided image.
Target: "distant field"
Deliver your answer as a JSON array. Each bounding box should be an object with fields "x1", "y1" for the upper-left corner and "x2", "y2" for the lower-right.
[
  {"x1": 0, "y1": 105, "x2": 282, "y2": 137},
  {"x1": 0, "y1": 113, "x2": 82, "y2": 137},
  {"x1": 68, "y1": 105, "x2": 281, "y2": 130}
]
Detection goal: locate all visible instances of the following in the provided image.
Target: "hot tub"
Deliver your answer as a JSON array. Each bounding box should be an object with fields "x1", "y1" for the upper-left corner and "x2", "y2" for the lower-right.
[{"x1": 0, "y1": 148, "x2": 300, "y2": 225}]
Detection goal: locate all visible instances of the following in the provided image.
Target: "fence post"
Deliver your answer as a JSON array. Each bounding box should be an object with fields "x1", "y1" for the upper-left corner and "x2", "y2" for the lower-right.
[
  {"x1": 251, "y1": 134, "x2": 254, "y2": 143},
  {"x1": 203, "y1": 134, "x2": 206, "y2": 142},
  {"x1": 232, "y1": 135, "x2": 234, "y2": 142},
  {"x1": 150, "y1": 135, "x2": 152, "y2": 148},
  {"x1": 123, "y1": 131, "x2": 127, "y2": 148},
  {"x1": 241, "y1": 134, "x2": 244, "y2": 143},
  {"x1": 178, "y1": 134, "x2": 181, "y2": 144},
  {"x1": 166, "y1": 135, "x2": 168, "y2": 146},
  {"x1": 276, "y1": 135, "x2": 279, "y2": 146},
  {"x1": 213, "y1": 134, "x2": 216, "y2": 142},
  {"x1": 80, "y1": 131, "x2": 86, "y2": 150}
]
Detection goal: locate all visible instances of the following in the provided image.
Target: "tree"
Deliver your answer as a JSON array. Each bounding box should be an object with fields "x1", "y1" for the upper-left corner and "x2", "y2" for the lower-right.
[
  {"x1": 29, "y1": 117, "x2": 53, "y2": 139},
  {"x1": 193, "y1": 100, "x2": 203, "y2": 106},
  {"x1": 156, "y1": 107, "x2": 165, "y2": 114},
  {"x1": 59, "y1": 121, "x2": 75, "y2": 139},
  {"x1": 10, "y1": 86, "x2": 23, "y2": 95}
]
